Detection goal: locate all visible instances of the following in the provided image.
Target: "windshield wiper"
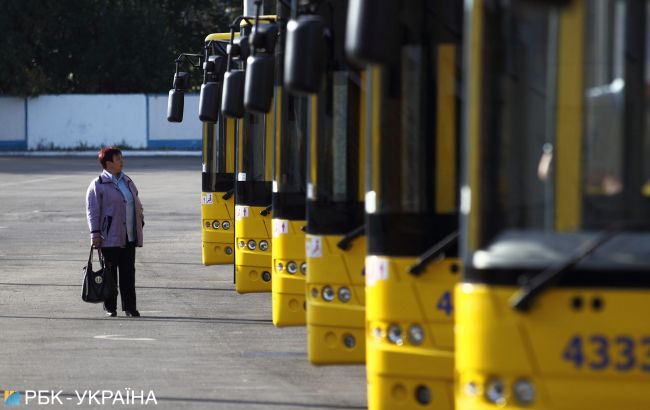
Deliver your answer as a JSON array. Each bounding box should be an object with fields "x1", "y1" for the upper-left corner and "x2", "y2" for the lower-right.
[
  {"x1": 337, "y1": 226, "x2": 365, "y2": 251},
  {"x1": 222, "y1": 189, "x2": 234, "y2": 200},
  {"x1": 510, "y1": 231, "x2": 618, "y2": 312},
  {"x1": 260, "y1": 204, "x2": 273, "y2": 216},
  {"x1": 408, "y1": 231, "x2": 459, "y2": 276}
]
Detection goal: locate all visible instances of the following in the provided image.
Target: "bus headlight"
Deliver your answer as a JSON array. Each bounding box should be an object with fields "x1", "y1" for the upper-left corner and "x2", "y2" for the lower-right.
[
  {"x1": 212, "y1": 220, "x2": 220, "y2": 229},
  {"x1": 204, "y1": 221, "x2": 211, "y2": 228},
  {"x1": 343, "y1": 334, "x2": 355, "y2": 348},
  {"x1": 276, "y1": 262, "x2": 284, "y2": 272},
  {"x1": 259, "y1": 240, "x2": 269, "y2": 251},
  {"x1": 238, "y1": 240, "x2": 246, "y2": 248},
  {"x1": 287, "y1": 261, "x2": 297, "y2": 274},
  {"x1": 224, "y1": 246, "x2": 233, "y2": 255},
  {"x1": 372, "y1": 327, "x2": 383, "y2": 339},
  {"x1": 408, "y1": 325, "x2": 425, "y2": 345},
  {"x1": 387, "y1": 324, "x2": 403, "y2": 345},
  {"x1": 322, "y1": 286, "x2": 335, "y2": 302},
  {"x1": 415, "y1": 386, "x2": 431, "y2": 405},
  {"x1": 300, "y1": 262, "x2": 307, "y2": 274},
  {"x1": 485, "y1": 378, "x2": 506, "y2": 405},
  {"x1": 222, "y1": 221, "x2": 230, "y2": 230},
  {"x1": 464, "y1": 382, "x2": 479, "y2": 398},
  {"x1": 247, "y1": 240, "x2": 256, "y2": 250},
  {"x1": 513, "y1": 379, "x2": 535, "y2": 405},
  {"x1": 338, "y1": 287, "x2": 351, "y2": 302}
]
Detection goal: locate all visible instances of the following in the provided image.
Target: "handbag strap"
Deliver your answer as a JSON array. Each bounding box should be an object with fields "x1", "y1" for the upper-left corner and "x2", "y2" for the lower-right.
[{"x1": 88, "y1": 247, "x2": 106, "y2": 270}]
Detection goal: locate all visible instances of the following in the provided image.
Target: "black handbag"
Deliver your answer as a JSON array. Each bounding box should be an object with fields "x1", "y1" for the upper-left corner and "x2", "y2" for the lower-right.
[{"x1": 81, "y1": 247, "x2": 114, "y2": 303}]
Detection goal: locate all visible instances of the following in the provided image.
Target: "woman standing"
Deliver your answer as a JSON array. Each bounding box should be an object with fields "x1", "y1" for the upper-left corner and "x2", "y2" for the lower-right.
[{"x1": 86, "y1": 147, "x2": 144, "y2": 317}]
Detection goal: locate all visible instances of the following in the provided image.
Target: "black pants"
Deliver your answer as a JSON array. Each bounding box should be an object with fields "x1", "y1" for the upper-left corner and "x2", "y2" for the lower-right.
[{"x1": 102, "y1": 243, "x2": 137, "y2": 312}]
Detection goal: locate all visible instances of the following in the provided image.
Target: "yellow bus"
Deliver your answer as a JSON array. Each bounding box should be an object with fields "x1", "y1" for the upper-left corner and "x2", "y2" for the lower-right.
[
  {"x1": 285, "y1": 0, "x2": 367, "y2": 363},
  {"x1": 347, "y1": 1, "x2": 463, "y2": 408},
  {"x1": 457, "y1": 0, "x2": 650, "y2": 408},
  {"x1": 221, "y1": 15, "x2": 277, "y2": 293},
  {"x1": 201, "y1": 33, "x2": 236, "y2": 266},
  {"x1": 270, "y1": 2, "x2": 309, "y2": 327}
]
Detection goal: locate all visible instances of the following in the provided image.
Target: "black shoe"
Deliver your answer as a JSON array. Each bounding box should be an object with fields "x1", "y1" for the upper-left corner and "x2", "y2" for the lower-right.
[
  {"x1": 125, "y1": 310, "x2": 140, "y2": 317},
  {"x1": 105, "y1": 310, "x2": 117, "y2": 317}
]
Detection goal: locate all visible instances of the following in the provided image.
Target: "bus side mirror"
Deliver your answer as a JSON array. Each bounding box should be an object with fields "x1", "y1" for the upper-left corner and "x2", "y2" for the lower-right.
[
  {"x1": 221, "y1": 70, "x2": 246, "y2": 118},
  {"x1": 345, "y1": 0, "x2": 399, "y2": 66},
  {"x1": 199, "y1": 55, "x2": 226, "y2": 123},
  {"x1": 167, "y1": 72, "x2": 189, "y2": 123},
  {"x1": 167, "y1": 89, "x2": 184, "y2": 123},
  {"x1": 244, "y1": 54, "x2": 275, "y2": 113},
  {"x1": 234, "y1": 36, "x2": 251, "y2": 61},
  {"x1": 198, "y1": 82, "x2": 222, "y2": 123},
  {"x1": 284, "y1": 15, "x2": 324, "y2": 94}
]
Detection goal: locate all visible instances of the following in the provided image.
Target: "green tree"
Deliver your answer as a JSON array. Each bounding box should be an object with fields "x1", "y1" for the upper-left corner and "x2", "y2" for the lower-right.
[{"x1": 0, "y1": 0, "x2": 245, "y2": 95}]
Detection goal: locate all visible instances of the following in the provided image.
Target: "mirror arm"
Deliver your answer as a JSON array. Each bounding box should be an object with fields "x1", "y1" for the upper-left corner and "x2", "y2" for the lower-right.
[
  {"x1": 251, "y1": 0, "x2": 263, "y2": 56},
  {"x1": 175, "y1": 53, "x2": 203, "y2": 70},
  {"x1": 214, "y1": 42, "x2": 228, "y2": 56},
  {"x1": 202, "y1": 48, "x2": 209, "y2": 84},
  {"x1": 226, "y1": 27, "x2": 236, "y2": 72}
]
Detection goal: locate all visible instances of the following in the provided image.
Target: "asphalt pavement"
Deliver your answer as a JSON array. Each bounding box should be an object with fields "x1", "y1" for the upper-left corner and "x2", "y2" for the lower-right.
[{"x1": 0, "y1": 155, "x2": 367, "y2": 410}]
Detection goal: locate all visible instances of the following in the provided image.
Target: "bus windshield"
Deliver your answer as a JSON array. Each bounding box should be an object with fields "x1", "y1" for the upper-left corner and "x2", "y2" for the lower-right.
[
  {"x1": 470, "y1": 0, "x2": 650, "y2": 257},
  {"x1": 306, "y1": 70, "x2": 364, "y2": 234},
  {"x1": 238, "y1": 113, "x2": 271, "y2": 182},
  {"x1": 203, "y1": 117, "x2": 234, "y2": 192},
  {"x1": 276, "y1": 94, "x2": 308, "y2": 194}
]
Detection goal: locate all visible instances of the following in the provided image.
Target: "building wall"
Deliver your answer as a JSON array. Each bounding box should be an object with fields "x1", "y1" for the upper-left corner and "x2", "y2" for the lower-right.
[
  {"x1": 0, "y1": 94, "x2": 202, "y2": 150},
  {"x1": 0, "y1": 97, "x2": 27, "y2": 150}
]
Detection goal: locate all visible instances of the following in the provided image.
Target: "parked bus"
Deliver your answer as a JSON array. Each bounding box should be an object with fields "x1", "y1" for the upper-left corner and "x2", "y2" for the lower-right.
[
  {"x1": 201, "y1": 33, "x2": 236, "y2": 265},
  {"x1": 222, "y1": 13, "x2": 278, "y2": 293},
  {"x1": 269, "y1": 1, "x2": 309, "y2": 327},
  {"x1": 457, "y1": 0, "x2": 650, "y2": 408},
  {"x1": 347, "y1": 1, "x2": 463, "y2": 408},
  {"x1": 285, "y1": 0, "x2": 367, "y2": 363}
]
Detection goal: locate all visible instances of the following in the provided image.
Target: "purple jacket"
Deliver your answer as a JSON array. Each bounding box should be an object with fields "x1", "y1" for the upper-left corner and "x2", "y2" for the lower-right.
[{"x1": 86, "y1": 173, "x2": 144, "y2": 247}]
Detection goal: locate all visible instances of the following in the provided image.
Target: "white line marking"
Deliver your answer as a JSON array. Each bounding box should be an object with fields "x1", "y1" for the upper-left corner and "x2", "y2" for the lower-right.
[
  {"x1": 0, "y1": 175, "x2": 67, "y2": 188},
  {"x1": 94, "y1": 334, "x2": 156, "y2": 341}
]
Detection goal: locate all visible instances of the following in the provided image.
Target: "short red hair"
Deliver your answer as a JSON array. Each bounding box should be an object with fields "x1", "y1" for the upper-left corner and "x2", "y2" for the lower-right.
[{"x1": 98, "y1": 147, "x2": 122, "y2": 169}]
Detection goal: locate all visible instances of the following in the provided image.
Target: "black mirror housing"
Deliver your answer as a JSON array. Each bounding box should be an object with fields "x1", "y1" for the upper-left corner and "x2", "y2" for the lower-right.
[
  {"x1": 232, "y1": 36, "x2": 250, "y2": 61},
  {"x1": 221, "y1": 70, "x2": 246, "y2": 118},
  {"x1": 167, "y1": 89, "x2": 185, "y2": 122},
  {"x1": 284, "y1": 15, "x2": 325, "y2": 94},
  {"x1": 199, "y1": 82, "x2": 222, "y2": 123},
  {"x1": 205, "y1": 55, "x2": 227, "y2": 80},
  {"x1": 345, "y1": 0, "x2": 399, "y2": 66},
  {"x1": 244, "y1": 54, "x2": 275, "y2": 113},
  {"x1": 173, "y1": 71, "x2": 190, "y2": 90},
  {"x1": 251, "y1": 24, "x2": 279, "y2": 54}
]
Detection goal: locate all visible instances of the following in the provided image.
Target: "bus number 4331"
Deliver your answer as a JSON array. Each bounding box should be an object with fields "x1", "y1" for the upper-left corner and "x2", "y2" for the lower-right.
[{"x1": 562, "y1": 334, "x2": 650, "y2": 372}]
